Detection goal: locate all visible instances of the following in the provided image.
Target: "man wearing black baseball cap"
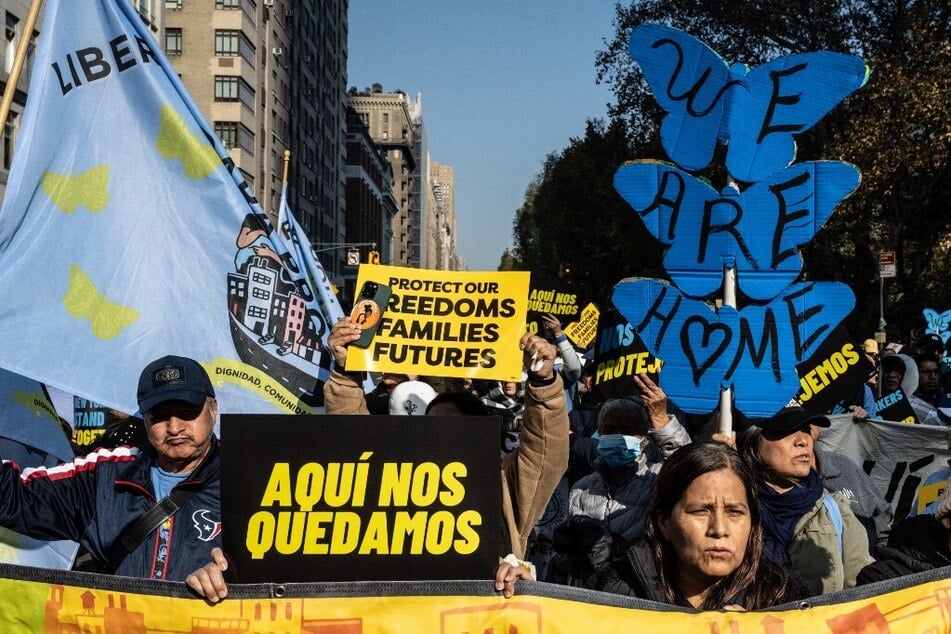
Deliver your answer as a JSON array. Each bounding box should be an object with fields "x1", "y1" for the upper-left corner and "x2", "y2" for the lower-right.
[
  {"x1": 0, "y1": 355, "x2": 222, "y2": 583},
  {"x1": 737, "y1": 405, "x2": 873, "y2": 594},
  {"x1": 138, "y1": 355, "x2": 218, "y2": 474}
]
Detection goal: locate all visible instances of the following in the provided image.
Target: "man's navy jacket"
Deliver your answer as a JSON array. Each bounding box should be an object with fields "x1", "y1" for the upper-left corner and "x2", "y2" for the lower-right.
[{"x1": 0, "y1": 438, "x2": 221, "y2": 581}]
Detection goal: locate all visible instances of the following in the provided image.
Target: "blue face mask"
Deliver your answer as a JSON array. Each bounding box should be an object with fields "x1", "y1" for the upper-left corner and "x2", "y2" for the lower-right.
[{"x1": 597, "y1": 434, "x2": 644, "y2": 468}]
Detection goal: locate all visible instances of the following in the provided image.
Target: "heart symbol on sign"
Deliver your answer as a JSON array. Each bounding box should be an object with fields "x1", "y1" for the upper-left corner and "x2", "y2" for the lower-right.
[{"x1": 681, "y1": 315, "x2": 732, "y2": 385}]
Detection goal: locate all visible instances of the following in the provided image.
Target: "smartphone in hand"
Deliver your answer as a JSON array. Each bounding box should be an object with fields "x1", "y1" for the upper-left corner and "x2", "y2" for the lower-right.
[{"x1": 349, "y1": 281, "x2": 392, "y2": 348}]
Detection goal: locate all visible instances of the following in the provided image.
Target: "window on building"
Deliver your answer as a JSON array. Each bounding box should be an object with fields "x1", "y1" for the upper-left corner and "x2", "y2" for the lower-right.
[
  {"x1": 215, "y1": 0, "x2": 239, "y2": 8},
  {"x1": 24, "y1": 30, "x2": 35, "y2": 78},
  {"x1": 236, "y1": 122, "x2": 255, "y2": 154},
  {"x1": 165, "y1": 0, "x2": 182, "y2": 9},
  {"x1": 241, "y1": 0, "x2": 257, "y2": 24},
  {"x1": 2, "y1": 110, "x2": 17, "y2": 171},
  {"x1": 215, "y1": 121, "x2": 238, "y2": 148},
  {"x1": 215, "y1": 29, "x2": 239, "y2": 56},
  {"x1": 215, "y1": 29, "x2": 255, "y2": 63},
  {"x1": 5, "y1": 12, "x2": 18, "y2": 75},
  {"x1": 165, "y1": 28, "x2": 182, "y2": 56},
  {"x1": 214, "y1": 76, "x2": 238, "y2": 101},
  {"x1": 133, "y1": 0, "x2": 157, "y2": 26}
]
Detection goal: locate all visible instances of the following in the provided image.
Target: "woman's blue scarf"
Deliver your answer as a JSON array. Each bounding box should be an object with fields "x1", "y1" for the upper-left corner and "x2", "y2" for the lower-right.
[{"x1": 757, "y1": 469, "x2": 824, "y2": 566}]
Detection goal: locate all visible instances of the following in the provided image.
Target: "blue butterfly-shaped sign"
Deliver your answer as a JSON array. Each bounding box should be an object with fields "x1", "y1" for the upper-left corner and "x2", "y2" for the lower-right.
[
  {"x1": 612, "y1": 277, "x2": 855, "y2": 416},
  {"x1": 923, "y1": 308, "x2": 951, "y2": 344},
  {"x1": 629, "y1": 23, "x2": 869, "y2": 182},
  {"x1": 614, "y1": 160, "x2": 860, "y2": 301}
]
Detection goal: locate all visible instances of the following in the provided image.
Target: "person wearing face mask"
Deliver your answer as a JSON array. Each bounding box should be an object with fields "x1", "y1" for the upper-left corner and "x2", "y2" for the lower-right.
[{"x1": 547, "y1": 375, "x2": 690, "y2": 585}]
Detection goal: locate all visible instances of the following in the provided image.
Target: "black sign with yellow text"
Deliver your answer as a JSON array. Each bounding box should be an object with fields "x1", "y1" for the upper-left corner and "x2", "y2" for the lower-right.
[
  {"x1": 794, "y1": 327, "x2": 874, "y2": 414},
  {"x1": 220, "y1": 414, "x2": 501, "y2": 582},
  {"x1": 874, "y1": 388, "x2": 919, "y2": 424},
  {"x1": 592, "y1": 309, "x2": 663, "y2": 400}
]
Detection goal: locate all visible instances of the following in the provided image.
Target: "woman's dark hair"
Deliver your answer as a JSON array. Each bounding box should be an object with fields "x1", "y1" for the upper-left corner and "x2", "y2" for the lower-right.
[
  {"x1": 736, "y1": 425, "x2": 802, "y2": 488},
  {"x1": 425, "y1": 391, "x2": 488, "y2": 417},
  {"x1": 645, "y1": 443, "x2": 787, "y2": 610}
]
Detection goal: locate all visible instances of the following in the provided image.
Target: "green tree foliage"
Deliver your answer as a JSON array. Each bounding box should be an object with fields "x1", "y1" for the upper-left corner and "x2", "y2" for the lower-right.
[
  {"x1": 497, "y1": 248, "x2": 516, "y2": 271},
  {"x1": 510, "y1": 119, "x2": 666, "y2": 309},
  {"x1": 592, "y1": 0, "x2": 951, "y2": 341}
]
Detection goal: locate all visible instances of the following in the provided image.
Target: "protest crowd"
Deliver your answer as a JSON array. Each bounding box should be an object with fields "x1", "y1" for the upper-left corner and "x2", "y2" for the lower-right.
[
  {"x1": 0, "y1": 5, "x2": 946, "y2": 628},
  {"x1": 0, "y1": 308, "x2": 948, "y2": 615}
]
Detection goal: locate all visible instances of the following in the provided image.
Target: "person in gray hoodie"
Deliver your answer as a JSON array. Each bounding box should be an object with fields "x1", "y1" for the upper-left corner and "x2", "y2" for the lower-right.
[
  {"x1": 811, "y1": 423, "x2": 893, "y2": 554},
  {"x1": 547, "y1": 375, "x2": 690, "y2": 584},
  {"x1": 880, "y1": 354, "x2": 940, "y2": 425}
]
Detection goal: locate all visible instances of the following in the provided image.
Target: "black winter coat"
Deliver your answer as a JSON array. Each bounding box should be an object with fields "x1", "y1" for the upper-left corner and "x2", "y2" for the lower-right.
[
  {"x1": 857, "y1": 515, "x2": 951, "y2": 584},
  {"x1": 585, "y1": 538, "x2": 812, "y2": 608},
  {"x1": 0, "y1": 440, "x2": 221, "y2": 581}
]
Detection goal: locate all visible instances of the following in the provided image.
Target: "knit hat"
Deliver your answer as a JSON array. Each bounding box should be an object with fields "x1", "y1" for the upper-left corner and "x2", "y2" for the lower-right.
[{"x1": 388, "y1": 381, "x2": 436, "y2": 416}]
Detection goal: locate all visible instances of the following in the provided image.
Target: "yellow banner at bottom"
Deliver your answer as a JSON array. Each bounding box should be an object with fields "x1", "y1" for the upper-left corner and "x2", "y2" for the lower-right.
[{"x1": 3, "y1": 566, "x2": 949, "y2": 633}]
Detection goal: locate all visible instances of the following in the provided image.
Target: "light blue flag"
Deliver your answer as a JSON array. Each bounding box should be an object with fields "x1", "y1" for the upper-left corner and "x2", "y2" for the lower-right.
[
  {"x1": 0, "y1": 0, "x2": 338, "y2": 417},
  {"x1": 0, "y1": 369, "x2": 78, "y2": 569},
  {"x1": 275, "y1": 184, "x2": 345, "y2": 359}
]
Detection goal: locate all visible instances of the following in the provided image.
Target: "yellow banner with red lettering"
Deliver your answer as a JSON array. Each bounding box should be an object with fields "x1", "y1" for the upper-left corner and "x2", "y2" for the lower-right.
[
  {"x1": 5, "y1": 566, "x2": 951, "y2": 633},
  {"x1": 345, "y1": 265, "x2": 530, "y2": 381}
]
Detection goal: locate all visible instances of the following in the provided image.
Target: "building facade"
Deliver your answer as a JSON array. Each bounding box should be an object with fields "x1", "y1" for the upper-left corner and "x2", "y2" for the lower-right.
[
  {"x1": 164, "y1": 0, "x2": 349, "y2": 281},
  {"x1": 347, "y1": 84, "x2": 415, "y2": 267},
  {"x1": 406, "y1": 94, "x2": 429, "y2": 268},
  {"x1": 284, "y1": 0, "x2": 348, "y2": 280},
  {"x1": 344, "y1": 104, "x2": 397, "y2": 298},
  {"x1": 164, "y1": 0, "x2": 283, "y2": 221},
  {"x1": 430, "y1": 161, "x2": 461, "y2": 270}
]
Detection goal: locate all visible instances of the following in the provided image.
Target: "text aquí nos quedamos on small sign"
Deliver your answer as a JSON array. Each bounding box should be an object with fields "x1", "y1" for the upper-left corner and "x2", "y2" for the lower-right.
[{"x1": 220, "y1": 413, "x2": 502, "y2": 582}]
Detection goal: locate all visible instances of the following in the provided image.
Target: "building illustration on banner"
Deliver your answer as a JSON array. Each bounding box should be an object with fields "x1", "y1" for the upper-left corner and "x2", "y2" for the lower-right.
[{"x1": 227, "y1": 253, "x2": 329, "y2": 407}]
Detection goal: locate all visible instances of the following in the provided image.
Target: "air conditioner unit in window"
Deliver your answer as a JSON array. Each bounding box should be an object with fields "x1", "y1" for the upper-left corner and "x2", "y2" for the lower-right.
[{"x1": 272, "y1": 47, "x2": 283, "y2": 56}]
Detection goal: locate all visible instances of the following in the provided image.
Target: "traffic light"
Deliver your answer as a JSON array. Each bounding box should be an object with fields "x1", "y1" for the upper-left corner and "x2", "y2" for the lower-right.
[{"x1": 368, "y1": 250, "x2": 381, "y2": 265}]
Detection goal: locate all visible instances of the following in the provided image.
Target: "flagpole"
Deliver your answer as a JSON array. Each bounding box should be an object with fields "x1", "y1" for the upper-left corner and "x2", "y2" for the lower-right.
[
  {"x1": 719, "y1": 176, "x2": 740, "y2": 438},
  {"x1": 0, "y1": 0, "x2": 44, "y2": 134},
  {"x1": 282, "y1": 150, "x2": 290, "y2": 187}
]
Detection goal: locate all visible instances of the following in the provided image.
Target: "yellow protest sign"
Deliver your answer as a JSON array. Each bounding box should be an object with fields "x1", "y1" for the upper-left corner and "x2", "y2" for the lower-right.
[
  {"x1": 563, "y1": 302, "x2": 599, "y2": 348},
  {"x1": 345, "y1": 265, "x2": 530, "y2": 380}
]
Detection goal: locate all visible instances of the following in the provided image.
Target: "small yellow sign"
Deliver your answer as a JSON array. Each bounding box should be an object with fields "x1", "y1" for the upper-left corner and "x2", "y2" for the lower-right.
[
  {"x1": 563, "y1": 303, "x2": 600, "y2": 348},
  {"x1": 346, "y1": 265, "x2": 530, "y2": 381}
]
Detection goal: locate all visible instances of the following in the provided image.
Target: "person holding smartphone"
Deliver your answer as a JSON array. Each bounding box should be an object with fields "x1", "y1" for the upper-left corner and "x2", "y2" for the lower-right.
[
  {"x1": 325, "y1": 317, "x2": 569, "y2": 592},
  {"x1": 187, "y1": 319, "x2": 570, "y2": 602}
]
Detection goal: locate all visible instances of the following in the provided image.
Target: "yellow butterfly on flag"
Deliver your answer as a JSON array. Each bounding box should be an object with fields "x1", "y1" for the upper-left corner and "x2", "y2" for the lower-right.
[{"x1": 63, "y1": 264, "x2": 140, "y2": 340}]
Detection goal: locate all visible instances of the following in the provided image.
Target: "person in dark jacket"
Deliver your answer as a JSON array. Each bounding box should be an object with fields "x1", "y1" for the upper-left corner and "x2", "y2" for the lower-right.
[
  {"x1": 856, "y1": 514, "x2": 951, "y2": 583},
  {"x1": 0, "y1": 355, "x2": 221, "y2": 583},
  {"x1": 586, "y1": 443, "x2": 799, "y2": 610},
  {"x1": 857, "y1": 478, "x2": 951, "y2": 583}
]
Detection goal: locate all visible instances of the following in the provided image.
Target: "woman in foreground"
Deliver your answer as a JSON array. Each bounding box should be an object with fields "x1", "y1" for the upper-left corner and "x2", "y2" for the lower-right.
[{"x1": 584, "y1": 442, "x2": 803, "y2": 610}]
